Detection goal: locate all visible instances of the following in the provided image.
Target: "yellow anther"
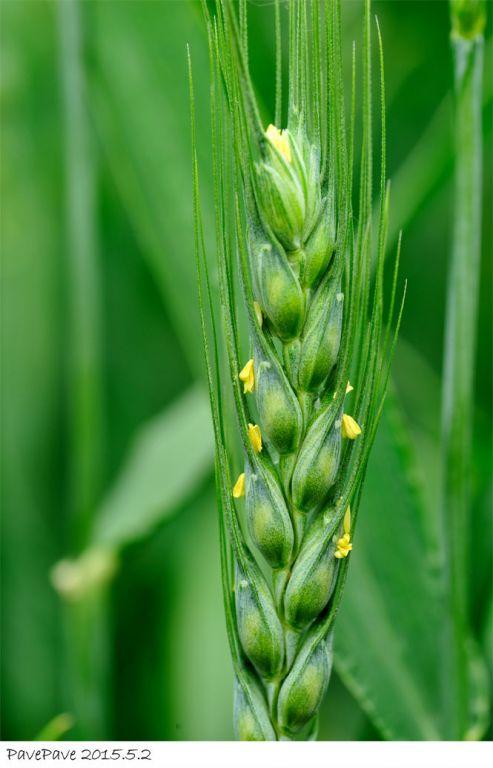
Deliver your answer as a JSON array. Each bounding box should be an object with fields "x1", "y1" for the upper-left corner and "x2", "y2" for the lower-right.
[
  {"x1": 335, "y1": 506, "x2": 352, "y2": 558},
  {"x1": 343, "y1": 505, "x2": 351, "y2": 535},
  {"x1": 266, "y1": 124, "x2": 292, "y2": 163},
  {"x1": 232, "y1": 472, "x2": 246, "y2": 498},
  {"x1": 248, "y1": 423, "x2": 262, "y2": 453},
  {"x1": 334, "y1": 382, "x2": 354, "y2": 401},
  {"x1": 254, "y1": 301, "x2": 263, "y2": 328},
  {"x1": 341, "y1": 413, "x2": 362, "y2": 439},
  {"x1": 335, "y1": 532, "x2": 353, "y2": 559},
  {"x1": 239, "y1": 358, "x2": 255, "y2": 394}
]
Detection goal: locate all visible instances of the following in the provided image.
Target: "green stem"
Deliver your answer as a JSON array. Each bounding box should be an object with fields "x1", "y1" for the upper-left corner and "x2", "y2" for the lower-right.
[
  {"x1": 59, "y1": 0, "x2": 103, "y2": 547},
  {"x1": 61, "y1": 588, "x2": 110, "y2": 740},
  {"x1": 441, "y1": 2, "x2": 485, "y2": 738},
  {"x1": 58, "y1": 0, "x2": 106, "y2": 738}
]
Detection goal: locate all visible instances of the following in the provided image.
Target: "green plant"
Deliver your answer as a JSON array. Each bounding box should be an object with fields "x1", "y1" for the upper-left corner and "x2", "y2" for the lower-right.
[
  {"x1": 191, "y1": 0, "x2": 404, "y2": 740},
  {"x1": 3, "y1": 0, "x2": 491, "y2": 743},
  {"x1": 441, "y1": 0, "x2": 488, "y2": 739}
]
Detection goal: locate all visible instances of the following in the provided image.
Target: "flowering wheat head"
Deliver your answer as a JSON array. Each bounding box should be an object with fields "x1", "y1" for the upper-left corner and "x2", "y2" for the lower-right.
[{"x1": 190, "y1": 0, "x2": 404, "y2": 741}]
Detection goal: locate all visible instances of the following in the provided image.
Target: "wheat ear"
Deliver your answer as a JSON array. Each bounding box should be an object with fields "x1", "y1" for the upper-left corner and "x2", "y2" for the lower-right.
[{"x1": 191, "y1": 0, "x2": 405, "y2": 741}]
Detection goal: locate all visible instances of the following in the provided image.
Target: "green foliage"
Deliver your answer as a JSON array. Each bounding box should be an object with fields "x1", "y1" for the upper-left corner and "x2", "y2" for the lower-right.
[
  {"x1": 336, "y1": 398, "x2": 445, "y2": 739},
  {"x1": 93, "y1": 386, "x2": 213, "y2": 549},
  {"x1": 35, "y1": 714, "x2": 75, "y2": 742}
]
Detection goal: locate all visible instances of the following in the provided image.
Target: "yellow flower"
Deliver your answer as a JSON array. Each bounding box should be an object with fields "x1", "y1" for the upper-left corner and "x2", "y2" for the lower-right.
[
  {"x1": 254, "y1": 301, "x2": 263, "y2": 328},
  {"x1": 266, "y1": 124, "x2": 292, "y2": 163},
  {"x1": 335, "y1": 507, "x2": 352, "y2": 559},
  {"x1": 341, "y1": 413, "x2": 362, "y2": 439},
  {"x1": 248, "y1": 423, "x2": 262, "y2": 453},
  {"x1": 239, "y1": 359, "x2": 255, "y2": 394},
  {"x1": 232, "y1": 472, "x2": 246, "y2": 498}
]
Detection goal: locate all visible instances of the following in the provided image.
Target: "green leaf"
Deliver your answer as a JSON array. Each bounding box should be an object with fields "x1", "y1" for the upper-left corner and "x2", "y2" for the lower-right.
[
  {"x1": 376, "y1": 38, "x2": 492, "y2": 253},
  {"x1": 463, "y1": 635, "x2": 490, "y2": 740},
  {"x1": 160, "y1": 483, "x2": 234, "y2": 739},
  {"x1": 34, "y1": 713, "x2": 75, "y2": 742},
  {"x1": 394, "y1": 338, "x2": 492, "y2": 627},
  {"x1": 89, "y1": 0, "x2": 213, "y2": 374},
  {"x1": 334, "y1": 394, "x2": 447, "y2": 740},
  {"x1": 91, "y1": 386, "x2": 213, "y2": 549}
]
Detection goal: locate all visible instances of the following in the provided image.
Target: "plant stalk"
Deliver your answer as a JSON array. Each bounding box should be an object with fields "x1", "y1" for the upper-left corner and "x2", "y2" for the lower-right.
[
  {"x1": 441, "y1": 0, "x2": 485, "y2": 739},
  {"x1": 58, "y1": 0, "x2": 107, "y2": 738}
]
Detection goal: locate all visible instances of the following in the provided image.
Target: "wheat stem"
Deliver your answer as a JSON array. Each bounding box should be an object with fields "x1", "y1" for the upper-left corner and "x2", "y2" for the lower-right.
[{"x1": 441, "y1": 0, "x2": 486, "y2": 739}]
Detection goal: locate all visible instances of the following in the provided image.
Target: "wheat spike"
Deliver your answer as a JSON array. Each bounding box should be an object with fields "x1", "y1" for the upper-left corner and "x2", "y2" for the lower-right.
[{"x1": 191, "y1": 0, "x2": 404, "y2": 741}]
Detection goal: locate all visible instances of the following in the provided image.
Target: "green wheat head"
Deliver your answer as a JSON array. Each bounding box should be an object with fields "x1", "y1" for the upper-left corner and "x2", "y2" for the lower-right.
[{"x1": 190, "y1": 0, "x2": 405, "y2": 741}]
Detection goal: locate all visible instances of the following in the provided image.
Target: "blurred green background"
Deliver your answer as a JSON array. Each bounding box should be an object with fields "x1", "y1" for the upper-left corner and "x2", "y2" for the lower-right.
[{"x1": 1, "y1": 0, "x2": 491, "y2": 742}]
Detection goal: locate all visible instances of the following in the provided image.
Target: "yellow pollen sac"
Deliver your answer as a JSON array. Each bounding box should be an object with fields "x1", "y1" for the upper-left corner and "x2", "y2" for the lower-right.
[
  {"x1": 343, "y1": 505, "x2": 351, "y2": 535},
  {"x1": 239, "y1": 359, "x2": 255, "y2": 394},
  {"x1": 248, "y1": 423, "x2": 262, "y2": 454},
  {"x1": 266, "y1": 124, "x2": 292, "y2": 163},
  {"x1": 254, "y1": 301, "x2": 263, "y2": 328},
  {"x1": 335, "y1": 532, "x2": 353, "y2": 559},
  {"x1": 341, "y1": 413, "x2": 362, "y2": 439},
  {"x1": 334, "y1": 382, "x2": 353, "y2": 400},
  {"x1": 232, "y1": 472, "x2": 246, "y2": 499}
]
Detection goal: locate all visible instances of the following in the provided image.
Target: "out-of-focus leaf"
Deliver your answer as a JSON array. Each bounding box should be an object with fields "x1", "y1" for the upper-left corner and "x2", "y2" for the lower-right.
[
  {"x1": 318, "y1": 672, "x2": 380, "y2": 740},
  {"x1": 89, "y1": 0, "x2": 213, "y2": 374},
  {"x1": 161, "y1": 483, "x2": 233, "y2": 739},
  {"x1": 92, "y1": 386, "x2": 213, "y2": 549},
  {"x1": 335, "y1": 396, "x2": 447, "y2": 740},
  {"x1": 474, "y1": 480, "x2": 493, "y2": 636},
  {"x1": 483, "y1": 598, "x2": 493, "y2": 673},
  {"x1": 34, "y1": 713, "x2": 75, "y2": 741},
  {"x1": 376, "y1": 40, "x2": 492, "y2": 252},
  {"x1": 393, "y1": 339, "x2": 442, "y2": 554},
  {"x1": 394, "y1": 338, "x2": 492, "y2": 630},
  {"x1": 464, "y1": 636, "x2": 490, "y2": 740}
]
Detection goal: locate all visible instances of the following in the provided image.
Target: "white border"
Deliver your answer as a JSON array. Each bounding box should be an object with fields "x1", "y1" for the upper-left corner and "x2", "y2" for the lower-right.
[{"x1": 1, "y1": 741, "x2": 493, "y2": 768}]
